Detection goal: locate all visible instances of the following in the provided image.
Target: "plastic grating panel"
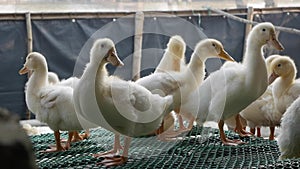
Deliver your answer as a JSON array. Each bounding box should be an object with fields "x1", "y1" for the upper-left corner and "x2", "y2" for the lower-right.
[{"x1": 31, "y1": 126, "x2": 300, "y2": 168}]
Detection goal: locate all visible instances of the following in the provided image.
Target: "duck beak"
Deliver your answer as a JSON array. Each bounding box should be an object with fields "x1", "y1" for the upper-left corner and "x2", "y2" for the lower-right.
[
  {"x1": 107, "y1": 47, "x2": 124, "y2": 67},
  {"x1": 269, "y1": 30, "x2": 284, "y2": 51},
  {"x1": 218, "y1": 49, "x2": 235, "y2": 62},
  {"x1": 19, "y1": 66, "x2": 29, "y2": 75},
  {"x1": 268, "y1": 72, "x2": 279, "y2": 85}
]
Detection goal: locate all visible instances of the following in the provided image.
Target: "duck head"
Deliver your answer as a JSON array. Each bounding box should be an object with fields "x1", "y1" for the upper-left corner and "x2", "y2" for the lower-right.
[
  {"x1": 250, "y1": 22, "x2": 284, "y2": 50},
  {"x1": 167, "y1": 35, "x2": 186, "y2": 60},
  {"x1": 90, "y1": 38, "x2": 124, "y2": 67},
  {"x1": 268, "y1": 56, "x2": 296, "y2": 84},
  {"x1": 266, "y1": 54, "x2": 281, "y2": 76},
  {"x1": 194, "y1": 38, "x2": 235, "y2": 62},
  {"x1": 19, "y1": 52, "x2": 47, "y2": 75}
]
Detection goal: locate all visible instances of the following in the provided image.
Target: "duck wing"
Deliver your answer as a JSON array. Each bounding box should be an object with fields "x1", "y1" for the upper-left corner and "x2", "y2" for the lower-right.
[
  {"x1": 194, "y1": 63, "x2": 253, "y2": 124},
  {"x1": 287, "y1": 82, "x2": 300, "y2": 102},
  {"x1": 99, "y1": 79, "x2": 173, "y2": 137},
  {"x1": 136, "y1": 72, "x2": 181, "y2": 96}
]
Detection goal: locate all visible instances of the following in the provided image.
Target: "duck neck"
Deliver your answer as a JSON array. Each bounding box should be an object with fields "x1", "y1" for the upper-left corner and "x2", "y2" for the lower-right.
[
  {"x1": 30, "y1": 65, "x2": 48, "y2": 87},
  {"x1": 274, "y1": 73, "x2": 295, "y2": 98},
  {"x1": 243, "y1": 38, "x2": 268, "y2": 96},
  {"x1": 184, "y1": 53, "x2": 205, "y2": 90},
  {"x1": 95, "y1": 61, "x2": 109, "y2": 89}
]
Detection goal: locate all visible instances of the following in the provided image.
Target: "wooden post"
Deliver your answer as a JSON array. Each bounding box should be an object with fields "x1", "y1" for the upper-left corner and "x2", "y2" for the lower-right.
[
  {"x1": 243, "y1": 7, "x2": 254, "y2": 55},
  {"x1": 26, "y1": 12, "x2": 33, "y2": 54},
  {"x1": 25, "y1": 12, "x2": 33, "y2": 119},
  {"x1": 132, "y1": 11, "x2": 144, "y2": 81}
]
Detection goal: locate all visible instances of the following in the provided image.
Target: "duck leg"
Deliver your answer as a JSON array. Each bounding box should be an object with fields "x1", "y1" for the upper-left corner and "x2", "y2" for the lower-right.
[
  {"x1": 71, "y1": 131, "x2": 83, "y2": 142},
  {"x1": 269, "y1": 126, "x2": 275, "y2": 140},
  {"x1": 234, "y1": 114, "x2": 253, "y2": 137},
  {"x1": 163, "y1": 115, "x2": 195, "y2": 139},
  {"x1": 62, "y1": 130, "x2": 90, "y2": 143},
  {"x1": 65, "y1": 130, "x2": 90, "y2": 149},
  {"x1": 219, "y1": 120, "x2": 245, "y2": 146},
  {"x1": 155, "y1": 119, "x2": 165, "y2": 136},
  {"x1": 42, "y1": 130, "x2": 65, "y2": 152},
  {"x1": 93, "y1": 134, "x2": 123, "y2": 158},
  {"x1": 65, "y1": 131, "x2": 75, "y2": 150},
  {"x1": 156, "y1": 113, "x2": 177, "y2": 141},
  {"x1": 257, "y1": 127, "x2": 261, "y2": 137},
  {"x1": 99, "y1": 137, "x2": 131, "y2": 167},
  {"x1": 80, "y1": 129, "x2": 90, "y2": 139},
  {"x1": 250, "y1": 128, "x2": 256, "y2": 135},
  {"x1": 158, "y1": 107, "x2": 191, "y2": 139}
]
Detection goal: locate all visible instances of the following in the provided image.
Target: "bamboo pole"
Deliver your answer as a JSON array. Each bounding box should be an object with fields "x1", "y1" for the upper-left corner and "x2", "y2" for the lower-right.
[
  {"x1": 243, "y1": 7, "x2": 254, "y2": 55},
  {"x1": 25, "y1": 12, "x2": 33, "y2": 119},
  {"x1": 132, "y1": 11, "x2": 144, "y2": 81},
  {"x1": 208, "y1": 7, "x2": 300, "y2": 35}
]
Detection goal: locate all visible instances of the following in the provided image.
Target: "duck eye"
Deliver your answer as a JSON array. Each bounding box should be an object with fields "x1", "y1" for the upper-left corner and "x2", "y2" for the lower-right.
[
  {"x1": 212, "y1": 43, "x2": 216, "y2": 47},
  {"x1": 277, "y1": 64, "x2": 281, "y2": 67},
  {"x1": 262, "y1": 28, "x2": 266, "y2": 32}
]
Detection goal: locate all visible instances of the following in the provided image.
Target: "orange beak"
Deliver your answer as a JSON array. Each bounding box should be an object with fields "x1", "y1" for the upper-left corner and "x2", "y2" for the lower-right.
[
  {"x1": 269, "y1": 30, "x2": 284, "y2": 51},
  {"x1": 268, "y1": 72, "x2": 279, "y2": 85},
  {"x1": 19, "y1": 66, "x2": 29, "y2": 75}
]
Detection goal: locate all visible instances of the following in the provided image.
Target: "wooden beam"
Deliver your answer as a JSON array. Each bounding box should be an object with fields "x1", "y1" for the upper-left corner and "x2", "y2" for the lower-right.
[
  {"x1": 26, "y1": 12, "x2": 33, "y2": 54},
  {"x1": 0, "y1": 7, "x2": 299, "y2": 20},
  {"x1": 25, "y1": 12, "x2": 33, "y2": 119},
  {"x1": 209, "y1": 7, "x2": 300, "y2": 36},
  {"x1": 132, "y1": 11, "x2": 144, "y2": 81},
  {"x1": 243, "y1": 7, "x2": 254, "y2": 55}
]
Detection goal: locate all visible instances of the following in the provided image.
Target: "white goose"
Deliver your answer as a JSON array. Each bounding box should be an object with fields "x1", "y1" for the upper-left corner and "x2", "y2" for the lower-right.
[
  {"x1": 225, "y1": 54, "x2": 281, "y2": 140},
  {"x1": 73, "y1": 38, "x2": 174, "y2": 166},
  {"x1": 269, "y1": 56, "x2": 300, "y2": 114},
  {"x1": 19, "y1": 52, "x2": 85, "y2": 152},
  {"x1": 191, "y1": 22, "x2": 284, "y2": 146},
  {"x1": 277, "y1": 96, "x2": 300, "y2": 160},
  {"x1": 136, "y1": 38, "x2": 235, "y2": 139}
]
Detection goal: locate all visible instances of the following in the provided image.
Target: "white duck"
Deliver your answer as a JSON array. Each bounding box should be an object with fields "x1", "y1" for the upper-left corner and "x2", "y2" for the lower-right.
[
  {"x1": 269, "y1": 56, "x2": 300, "y2": 114},
  {"x1": 225, "y1": 54, "x2": 281, "y2": 140},
  {"x1": 152, "y1": 35, "x2": 187, "y2": 136},
  {"x1": 46, "y1": 76, "x2": 91, "y2": 141},
  {"x1": 73, "y1": 38, "x2": 174, "y2": 166},
  {"x1": 136, "y1": 38, "x2": 235, "y2": 139},
  {"x1": 191, "y1": 22, "x2": 284, "y2": 146},
  {"x1": 19, "y1": 52, "x2": 85, "y2": 152},
  {"x1": 277, "y1": 96, "x2": 300, "y2": 160}
]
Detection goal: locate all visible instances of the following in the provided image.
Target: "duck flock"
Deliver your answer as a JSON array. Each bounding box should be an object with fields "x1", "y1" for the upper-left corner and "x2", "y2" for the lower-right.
[{"x1": 16, "y1": 22, "x2": 300, "y2": 167}]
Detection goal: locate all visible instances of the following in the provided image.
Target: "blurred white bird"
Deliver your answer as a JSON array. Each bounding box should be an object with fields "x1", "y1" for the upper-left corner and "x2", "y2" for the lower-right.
[{"x1": 0, "y1": 108, "x2": 37, "y2": 169}]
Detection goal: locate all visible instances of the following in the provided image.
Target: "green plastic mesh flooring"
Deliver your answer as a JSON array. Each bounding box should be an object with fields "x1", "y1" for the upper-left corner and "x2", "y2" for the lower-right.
[{"x1": 31, "y1": 126, "x2": 300, "y2": 168}]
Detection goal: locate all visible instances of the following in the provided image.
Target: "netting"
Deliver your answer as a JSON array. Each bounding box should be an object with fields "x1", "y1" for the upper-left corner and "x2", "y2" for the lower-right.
[{"x1": 31, "y1": 126, "x2": 300, "y2": 168}]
